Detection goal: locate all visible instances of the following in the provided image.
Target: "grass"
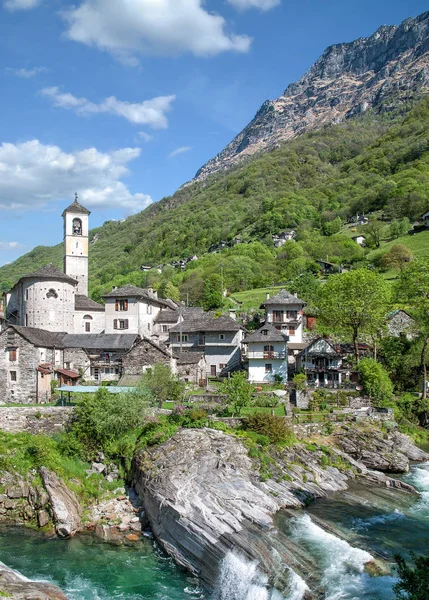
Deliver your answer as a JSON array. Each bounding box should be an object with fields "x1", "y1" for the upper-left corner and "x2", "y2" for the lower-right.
[
  {"x1": 367, "y1": 230, "x2": 429, "y2": 261},
  {"x1": 231, "y1": 286, "x2": 285, "y2": 311}
]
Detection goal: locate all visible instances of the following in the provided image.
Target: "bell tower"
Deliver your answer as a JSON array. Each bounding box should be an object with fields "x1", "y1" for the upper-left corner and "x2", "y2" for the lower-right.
[{"x1": 62, "y1": 193, "x2": 91, "y2": 296}]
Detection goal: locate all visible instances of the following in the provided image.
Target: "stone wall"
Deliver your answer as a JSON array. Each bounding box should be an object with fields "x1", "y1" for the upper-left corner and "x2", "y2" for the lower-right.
[
  {"x1": 0, "y1": 329, "x2": 40, "y2": 404},
  {"x1": 0, "y1": 472, "x2": 52, "y2": 529},
  {"x1": 0, "y1": 407, "x2": 72, "y2": 434},
  {"x1": 122, "y1": 338, "x2": 171, "y2": 375}
]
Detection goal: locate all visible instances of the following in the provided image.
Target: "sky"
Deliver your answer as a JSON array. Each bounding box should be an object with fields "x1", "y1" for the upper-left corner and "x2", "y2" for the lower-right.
[{"x1": 0, "y1": 0, "x2": 428, "y2": 267}]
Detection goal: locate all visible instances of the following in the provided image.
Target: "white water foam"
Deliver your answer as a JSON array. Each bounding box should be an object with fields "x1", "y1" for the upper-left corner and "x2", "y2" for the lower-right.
[
  {"x1": 405, "y1": 462, "x2": 429, "y2": 517},
  {"x1": 290, "y1": 514, "x2": 396, "y2": 600},
  {"x1": 352, "y1": 508, "x2": 405, "y2": 531},
  {"x1": 284, "y1": 568, "x2": 309, "y2": 600}
]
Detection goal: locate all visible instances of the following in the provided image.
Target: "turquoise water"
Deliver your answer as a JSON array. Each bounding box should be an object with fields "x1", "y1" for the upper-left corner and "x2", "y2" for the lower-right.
[
  {"x1": 0, "y1": 463, "x2": 428, "y2": 600},
  {"x1": 0, "y1": 529, "x2": 204, "y2": 600}
]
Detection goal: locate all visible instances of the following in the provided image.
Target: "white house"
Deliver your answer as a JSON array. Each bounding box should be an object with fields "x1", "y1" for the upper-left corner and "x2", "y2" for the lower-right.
[
  {"x1": 243, "y1": 324, "x2": 288, "y2": 384},
  {"x1": 351, "y1": 235, "x2": 366, "y2": 246}
]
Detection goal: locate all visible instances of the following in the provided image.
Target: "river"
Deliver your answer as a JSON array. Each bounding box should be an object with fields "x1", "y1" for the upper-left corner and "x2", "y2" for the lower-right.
[{"x1": 0, "y1": 462, "x2": 428, "y2": 600}]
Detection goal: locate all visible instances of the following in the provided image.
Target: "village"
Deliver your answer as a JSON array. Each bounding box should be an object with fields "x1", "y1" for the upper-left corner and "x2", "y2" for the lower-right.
[{"x1": 0, "y1": 197, "x2": 418, "y2": 408}]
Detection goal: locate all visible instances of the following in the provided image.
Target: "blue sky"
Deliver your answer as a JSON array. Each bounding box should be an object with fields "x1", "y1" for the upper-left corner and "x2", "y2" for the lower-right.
[{"x1": 0, "y1": 0, "x2": 427, "y2": 267}]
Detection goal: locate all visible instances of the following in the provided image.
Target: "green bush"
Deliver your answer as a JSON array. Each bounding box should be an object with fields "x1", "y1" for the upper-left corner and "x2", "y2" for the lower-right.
[{"x1": 244, "y1": 413, "x2": 294, "y2": 445}]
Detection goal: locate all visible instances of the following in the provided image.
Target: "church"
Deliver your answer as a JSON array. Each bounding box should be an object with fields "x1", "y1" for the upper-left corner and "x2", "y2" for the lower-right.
[{"x1": 0, "y1": 197, "x2": 207, "y2": 404}]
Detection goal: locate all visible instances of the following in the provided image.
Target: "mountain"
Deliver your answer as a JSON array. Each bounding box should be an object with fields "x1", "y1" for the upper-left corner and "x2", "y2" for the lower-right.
[{"x1": 195, "y1": 11, "x2": 429, "y2": 180}]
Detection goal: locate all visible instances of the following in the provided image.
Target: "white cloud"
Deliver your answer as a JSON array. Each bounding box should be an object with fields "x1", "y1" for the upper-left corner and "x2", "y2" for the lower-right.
[
  {"x1": 0, "y1": 140, "x2": 152, "y2": 214},
  {"x1": 40, "y1": 87, "x2": 175, "y2": 129},
  {"x1": 3, "y1": 0, "x2": 39, "y2": 10},
  {"x1": 137, "y1": 132, "x2": 153, "y2": 142},
  {"x1": 62, "y1": 0, "x2": 252, "y2": 62},
  {"x1": 0, "y1": 242, "x2": 24, "y2": 250},
  {"x1": 227, "y1": 0, "x2": 280, "y2": 9},
  {"x1": 6, "y1": 66, "x2": 47, "y2": 78},
  {"x1": 168, "y1": 146, "x2": 192, "y2": 158}
]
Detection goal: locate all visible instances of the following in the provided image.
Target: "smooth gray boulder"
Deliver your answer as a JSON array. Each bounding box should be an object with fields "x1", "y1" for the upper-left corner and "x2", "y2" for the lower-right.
[
  {"x1": 0, "y1": 561, "x2": 68, "y2": 599},
  {"x1": 40, "y1": 467, "x2": 82, "y2": 537}
]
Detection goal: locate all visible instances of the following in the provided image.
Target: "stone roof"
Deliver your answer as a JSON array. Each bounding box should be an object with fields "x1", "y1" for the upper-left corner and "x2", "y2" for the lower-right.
[
  {"x1": 260, "y1": 289, "x2": 305, "y2": 307},
  {"x1": 174, "y1": 351, "x2": 205, "y2": 365},
  {"x1": 18, "y1": 264, "x2": 78, "y2": 286},
  {"x1": 118, "y1": 374, "x2": 141, "y2": 386},
  {"x1": 123, "y1": 336, "x2": 171, "y2": 359},
  {"x1": 103, "y1": 285, "x2": 175, "y2": 308},
  {"x1": 169, "y1": 314, "x2": 241, "y2": 334},
  {"x1": 75, "y1": 295, "x2": 105, "y2": 312},
  {"x1": 154, "y1": 309, "x2": 180, "y2": 324},
  {"x1": 62, "y1": 198, "x2": 91, "y2": 216},
  {"x1": 6, "y1": 325, "x2": 67, "y2": 348},
  {"x1": 243, "y1": 323, "x2": 289, "y2": 343},
  {"x1": 63, "y1": 333, "x2": 139, "y2": 351}
]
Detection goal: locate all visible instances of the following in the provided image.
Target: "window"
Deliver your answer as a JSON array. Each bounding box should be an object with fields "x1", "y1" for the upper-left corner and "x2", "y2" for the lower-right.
[
  {"x1": 25, "y1": 314, "x2": 28, "y2": 326},
  {"x1": 289, "y1": 325, "x2": 295, "y2": 335},
  {"x1": 85, "y1": 322, "x2": 91, "y2": 332},
  {"x1": 46, "y1": 289, "x2": 58, "y2": 299},
  {"x1": 147, "y1": 304, "x2": 152, "y2": 315},
  {"x1": 262, "y1": 329, "x2": 268, "y2": 336},
  {"x1": 26, "y1": 289, "x2": 29, "y2": 300},
  {"x1": 273, "y1": 310, "x2": 284, "y2": 323},
  {"x1": 65, "y1": 362, "x2": 71, "y2": 370},
  {"x1": 113, "y1": 319, "x2": 129, "y2": 330},
  {"x1": 265, "y1": 364, "x2": 273, "y2": 373},
  {"x1": 8, "y1": 348, "x2": 17, "y2": 362},
  {"x1": 177, "y1": 334, "x2": 188, "y2": 342},
  {"x1": 219, "y1": 363, "x2": 226, "y2": 370},
  {"x1": 10, "y1": 371, "x2": 17, "y2": 381},
  {"x1": 219, "y1": 334, "x2": 225, "y2": 340},
  {"x1": 263, "y1": 345, "x2": 274, "y2": 359},
  {"x1": 115, "y1": 299, "x2": 128, "y2": 312},
  {"x1": 72, "y1": 218, "x2": 82, "y2": 235},
  {"x1": 286, "y1": 310, "x2": 298, "y2": 319},
  {"x1": 162, "y1": 325, "x2": 169, "y2": 332}
]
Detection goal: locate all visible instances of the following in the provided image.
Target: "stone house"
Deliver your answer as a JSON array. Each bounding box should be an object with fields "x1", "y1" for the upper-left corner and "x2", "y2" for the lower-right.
[
  {"x1": 386, "y1": 310, "x2": 417, "y2": 340},
  {"x1": 0, "y1": 325, "x2": 66, "y2": 404},
  {"x1": 103, "y1": 285, "x2": 177, "y2": 337},
  {"x1": 243, "y1": 324, "x2": 288, "y2": 384},
  {"x1": 169, "y1": 314, "x2": 243, "y2": 377},
  {"x1": 121, "y1": 336, "x2": 174, "y2": 377},
  {"x1": 272, "y1": 230, "x2": 296, "y2": 248},
  {"x1": 174, "y1": 352, "x2": 207, "y2": 385}
]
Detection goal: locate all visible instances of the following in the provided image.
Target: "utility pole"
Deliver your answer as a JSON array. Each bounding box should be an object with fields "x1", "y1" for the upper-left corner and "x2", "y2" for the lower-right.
[{"x1": 220, "y1": 262, "x2": 224, "y2": 309}]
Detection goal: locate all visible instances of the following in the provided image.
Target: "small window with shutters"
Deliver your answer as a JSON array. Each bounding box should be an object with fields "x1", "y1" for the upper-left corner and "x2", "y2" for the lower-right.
[
  {"x1": 115, "y1": 299, "x2": 128, "y2": 311},
  {"x1": 119, "y1": 319, "x2": 129, "y2": 330},
  {"x1": 113, "y1": 319, "x2": 118, "y2": 329},
  {"x1": 8, "y1": 348, "x2": 17, "y2": 362}
]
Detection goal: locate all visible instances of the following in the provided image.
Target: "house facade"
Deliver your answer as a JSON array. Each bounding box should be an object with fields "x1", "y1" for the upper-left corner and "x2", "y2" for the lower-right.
[
  {"x1": 387, "y1": 310, "x2": 417, "y2": 340},
  {"x1": 243, "y1": 324, "x2": 288, "y2": 384},
  {"x1": 297, "y1": 338, "x2": 356, "y2": 388},
  {"x1": 169, "y1": 314, "x2": 243, "y2": 377}
]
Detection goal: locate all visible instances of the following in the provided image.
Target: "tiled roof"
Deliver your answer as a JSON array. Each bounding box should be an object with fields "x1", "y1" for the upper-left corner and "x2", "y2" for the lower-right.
[
  {"x1": 62, "y1": 198, "x2": 91, "y2": 216},
  {"x1": 260, "y1": 289, "x2": 305, "y2": 307},
  {"x1": 169, "y1": 314, "x2": 241, "y2": 333},
  {"x1": 19, "y1": 264, "x2": 78, "y2": 285},
  {"x1": 6, "y1": 325, "x2": 67, "y2": 348},
  {"x1": 75, "y1": 295, "x2": 104, "y2": 312},
  {"x1": 63, "y1": 333, "x2": 139, "y2": 350},
  {"x1": 55, "y1": 368, "x2": 80, "y2": 379},
  {"x1": 243, "y1": 323, "x2": 289, "y2": 343}
]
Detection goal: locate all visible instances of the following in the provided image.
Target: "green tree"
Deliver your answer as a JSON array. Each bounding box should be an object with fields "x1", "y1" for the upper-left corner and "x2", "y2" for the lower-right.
[
  {"x1": 393, "y1": 552, "x2": 429, "y2": 600},
  {"x1": 389, "y1": 218, "x2": 410, "y2": 240},
  {"x1": 357, "y1": 358, "x2": 393, "y2": 405},
  {"x1": 318, "y1": 269, "x2": 391, "y2": 362},
  {"x1": 397, "y1": 260, "x2": 429, "y2": 398},
  {"x1": 364, "y1": 220, "x2": 385, "y2": 248},
  {"x1": 293, "y1": 373, "x2": 307, "y2": 391},
  {"x1": 139, "y1": 364, "x2": 186, "y2": 408},
  {"x1": 220, "y1": 372, "x2": 255, "y2": 416},
  {"x1": 381, "y1": 244, "x2": 413, "y2": 271},
  {"x1": 68, "y1": 387, "x2": 151, "y2": 455},
  {"x1": 202, "y1": 277, "x2": 223, "y2": 311},
  {"x1": 161, "y1": 281, "x2": 180, "y2": 302}
]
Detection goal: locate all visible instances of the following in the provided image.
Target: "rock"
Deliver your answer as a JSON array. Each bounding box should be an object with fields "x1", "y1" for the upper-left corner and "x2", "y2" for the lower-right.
[
  {"x1": 40, "y1": 467, "x2": 82, "y2": 537},
  {"x1": 333, "y1": 427, "x2": 413, "y2": 473},
  {"x1": 38, "y1": 509, "x2": 50, "y2": 528},
  {"x1": 125, "y1": 533, "x2": 140, "y2": 542},
  {"x1": 0, "y1": 560, "x2": 68, "y2": 599},
  {"x1": 391, "y1": 432, "x2": 429, "y2": 462},
  {"x1": 6, "y1": 481, "x2": 29, "y2": 499},
  {"x1": 91, "y1": 462, "x2": 106, "y2": 475}
]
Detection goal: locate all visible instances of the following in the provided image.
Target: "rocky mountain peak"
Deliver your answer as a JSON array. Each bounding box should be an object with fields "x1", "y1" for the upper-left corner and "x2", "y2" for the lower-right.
[{"x1": 194, "y1": 11, "x2": 429, "y2": 181}]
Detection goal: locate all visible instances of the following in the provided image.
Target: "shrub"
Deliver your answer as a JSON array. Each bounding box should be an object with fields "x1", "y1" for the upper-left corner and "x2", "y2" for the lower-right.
[
  {"x1": 293, "y1": 373, "x2": 307, "y2": 391},
  {"x1": 358, "y1": 358, "x2": 394, "y2": 406},
  {"x1": 244, "y1": 413, "x2": 294, "y2": 444}
]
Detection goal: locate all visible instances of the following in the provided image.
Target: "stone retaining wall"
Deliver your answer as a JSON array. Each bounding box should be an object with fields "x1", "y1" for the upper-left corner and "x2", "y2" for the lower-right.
[{"x1": 0, "y1": 407, "x2": 73, "y2": 434}]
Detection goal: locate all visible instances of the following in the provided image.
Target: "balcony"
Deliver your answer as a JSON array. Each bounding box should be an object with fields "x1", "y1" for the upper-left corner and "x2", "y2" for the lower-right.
[
  {"x1": 248, "y1": 351, "x2": 287, "y2": 360},
  {"x1": 303, "y1": 361, "x2": 343, "y2": 371}
]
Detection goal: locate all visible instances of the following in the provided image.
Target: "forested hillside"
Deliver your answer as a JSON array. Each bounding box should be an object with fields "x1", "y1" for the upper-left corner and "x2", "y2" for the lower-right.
[{"x1": 1, "y1": 95, "x2": 429, "y2": 303}]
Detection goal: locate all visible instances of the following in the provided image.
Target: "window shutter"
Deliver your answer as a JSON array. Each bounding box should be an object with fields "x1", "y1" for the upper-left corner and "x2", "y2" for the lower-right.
[
  {"x1": 125, "y1": 320, "x2": 129, "y2": 329},
  {"x1": 124, "y1": 299, "x2": 128, "y2": 311},
  {"x1": 114, "y1": 319, "x2": 118, "y2": 330},
  {"x1": 115, "y1": 299, "x2": 119, "y2": 312}
]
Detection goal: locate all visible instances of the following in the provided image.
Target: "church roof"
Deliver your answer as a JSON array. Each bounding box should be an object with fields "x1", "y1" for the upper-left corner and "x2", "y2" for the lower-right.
[
  {"x1": 260, "y1": 289, "x2": 305, "y2": 307},
  {"x1": 18, "y1": 264, "x2": 77, "y2": 285},
  {"x1": 62, "y1": 198, "x2": 91, "y2": 217},
  {"x1": 75, "y1": 295, "x2": 105, "y2": 312}
]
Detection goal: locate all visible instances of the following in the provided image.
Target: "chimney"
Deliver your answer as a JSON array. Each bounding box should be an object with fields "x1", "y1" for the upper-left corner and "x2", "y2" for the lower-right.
[
  {"x1": 266, "y1": 293, "x2": 270, "y2": 300},
  {"x1": 112, "y1": 286, "x2": 118, "y2": 291},
  {"x1": 229, "y1": 309, "x2": 237, "y2": 321}
]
